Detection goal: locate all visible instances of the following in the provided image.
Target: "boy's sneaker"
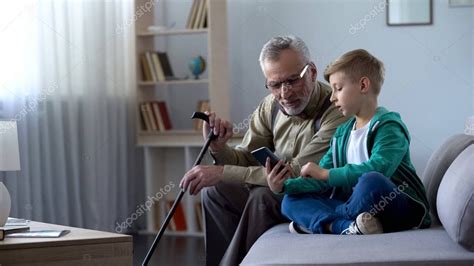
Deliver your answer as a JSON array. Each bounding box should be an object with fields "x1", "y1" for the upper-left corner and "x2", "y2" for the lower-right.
[
  {"x1": 288, "y1": 221, "x2": 312, "y2": 234},
  {"x1": 341, "y1": 212, "x2": 383, "y2": 235}
]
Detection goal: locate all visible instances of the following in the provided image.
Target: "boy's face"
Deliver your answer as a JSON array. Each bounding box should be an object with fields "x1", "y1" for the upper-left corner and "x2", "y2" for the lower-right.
[
  {"x1": 262, "y1": 49, "x2": 316, "y2": 116},
  {"x1": 328, "y1": 71, "x2": 365, "y2": 117}
]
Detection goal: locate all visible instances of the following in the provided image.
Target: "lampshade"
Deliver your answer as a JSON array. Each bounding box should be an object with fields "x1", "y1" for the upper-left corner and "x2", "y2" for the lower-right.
[{"x1": 0, "y1": 121, "x2": 21, "y2": 171}]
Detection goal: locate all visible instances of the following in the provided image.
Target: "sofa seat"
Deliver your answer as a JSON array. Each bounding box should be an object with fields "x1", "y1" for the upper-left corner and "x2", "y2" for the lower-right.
[{"x1": 242, "y1": 223, "x2": 474, "y2": 265}]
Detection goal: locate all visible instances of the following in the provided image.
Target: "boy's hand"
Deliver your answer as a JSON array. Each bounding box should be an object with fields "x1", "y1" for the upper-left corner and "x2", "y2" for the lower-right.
[
  {"x1": 301, "y1": 162, "x2": 329, "y2": 181},
  {"x1": 265, "y1": 159, "x2": 291, "y2": 193}
]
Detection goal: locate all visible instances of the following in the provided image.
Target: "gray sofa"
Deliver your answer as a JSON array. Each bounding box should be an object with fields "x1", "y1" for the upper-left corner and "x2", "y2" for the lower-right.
[{"x1": 242, "y1": 134, "x2": 474, "y2": 265}]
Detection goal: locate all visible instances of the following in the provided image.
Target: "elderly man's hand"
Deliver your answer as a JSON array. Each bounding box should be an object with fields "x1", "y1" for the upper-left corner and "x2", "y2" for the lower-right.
[
  {"x1": 300, "y1": 162, "x2": 329, "y2": 181},
  {"x1": 203, "y1": 111, "x2": 233, "y2": 152},
  {"x1": 180, "y1": 165, "x2": 224, "y2": 195},
  {"x1": 265, "y1": 159, "x2": 292, "y2": 193}
]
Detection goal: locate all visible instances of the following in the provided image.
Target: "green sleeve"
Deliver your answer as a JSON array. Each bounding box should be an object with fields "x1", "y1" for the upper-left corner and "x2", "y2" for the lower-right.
[
  {"x1": 283, "y1": 176, "x2": 331, "y2": 195},
  {"x1": 328, "y1": 122, "x2": 409, "y2": 187}
]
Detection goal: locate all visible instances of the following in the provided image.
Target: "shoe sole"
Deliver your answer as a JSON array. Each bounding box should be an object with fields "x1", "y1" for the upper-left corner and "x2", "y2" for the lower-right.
[{"x1": 356, "y1": 212, "x2": 383, "y2": 234}]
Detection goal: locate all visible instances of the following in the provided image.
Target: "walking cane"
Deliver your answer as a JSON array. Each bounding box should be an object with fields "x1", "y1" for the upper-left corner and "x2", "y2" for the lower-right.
[{"x1": 142, "y1": 112, "x2": 217, "y2": 266}]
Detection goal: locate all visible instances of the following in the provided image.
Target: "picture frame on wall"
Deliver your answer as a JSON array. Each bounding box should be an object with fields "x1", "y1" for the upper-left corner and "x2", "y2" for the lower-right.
[{"x1": 386, "y1": 0, "x2": 433, "y2": 26}]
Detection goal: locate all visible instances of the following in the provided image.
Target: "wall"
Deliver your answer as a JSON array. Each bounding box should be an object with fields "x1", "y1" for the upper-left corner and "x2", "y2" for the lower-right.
[{"x1": 227, "y1": 0, "x2": 474, "y2": 174}]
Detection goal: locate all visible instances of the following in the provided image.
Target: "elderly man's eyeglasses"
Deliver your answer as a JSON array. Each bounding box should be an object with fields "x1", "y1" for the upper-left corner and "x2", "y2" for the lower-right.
[{"x1": 265, "y1": 64, "x2": 310, "y2": 92}]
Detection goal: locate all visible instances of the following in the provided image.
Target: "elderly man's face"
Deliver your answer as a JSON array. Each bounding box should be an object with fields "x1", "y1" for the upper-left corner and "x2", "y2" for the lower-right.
[{"x1": 262, "y1": 49, "x2": 316, "y2": 116}]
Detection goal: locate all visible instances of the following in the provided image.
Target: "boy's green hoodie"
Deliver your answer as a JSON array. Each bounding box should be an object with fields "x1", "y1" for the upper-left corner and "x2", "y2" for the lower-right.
[{"x1": 283, "y1": 107, "x2": 431, "y2": 228}]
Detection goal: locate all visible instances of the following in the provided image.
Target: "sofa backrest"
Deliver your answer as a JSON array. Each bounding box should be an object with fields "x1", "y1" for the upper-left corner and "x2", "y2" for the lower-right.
[
  {"x1": 436, "y1": 144, "x2": 474, "y2": 251},
  {"x1": 421, "y1": 134, "x2": 474, "y2": 224}
]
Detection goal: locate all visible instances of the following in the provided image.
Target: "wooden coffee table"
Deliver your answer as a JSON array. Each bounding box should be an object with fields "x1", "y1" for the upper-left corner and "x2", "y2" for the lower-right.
[{"x1": 0, "y1": 221, "x2": 132, "y2": 265}]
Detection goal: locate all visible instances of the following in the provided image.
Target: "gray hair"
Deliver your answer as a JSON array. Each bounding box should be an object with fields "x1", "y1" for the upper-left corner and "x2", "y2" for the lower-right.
[{"x1": 258, "y1": 35, "x2": 311, "y2": 71}]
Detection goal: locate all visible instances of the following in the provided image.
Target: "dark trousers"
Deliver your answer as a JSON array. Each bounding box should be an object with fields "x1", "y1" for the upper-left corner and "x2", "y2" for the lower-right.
[
  {"x1": 201, "y1": 181, "x2": 287, "y2": 266},
  {"x1": 281, "y1": 172, "x2": 424, "y2": 234}
]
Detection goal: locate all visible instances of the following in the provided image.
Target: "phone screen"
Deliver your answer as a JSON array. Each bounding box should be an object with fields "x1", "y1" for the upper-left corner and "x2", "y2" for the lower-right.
[{"x1": 251, "y1": 147, "x2": 284, "y2": 171}]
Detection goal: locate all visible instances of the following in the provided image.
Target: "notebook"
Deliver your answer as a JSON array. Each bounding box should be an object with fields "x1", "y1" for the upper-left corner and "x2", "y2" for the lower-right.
[
  {"x1": 0, "y1": 226, "x2": 30, "y2": 240},
  {"x1": 7, "y1": 229, "x2": 71, "y2": 238}
]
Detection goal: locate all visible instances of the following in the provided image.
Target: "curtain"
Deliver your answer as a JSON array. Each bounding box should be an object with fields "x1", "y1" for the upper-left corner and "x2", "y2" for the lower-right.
[{"x1": 0, "y1": 0, "x2": 144, "y2": 232}]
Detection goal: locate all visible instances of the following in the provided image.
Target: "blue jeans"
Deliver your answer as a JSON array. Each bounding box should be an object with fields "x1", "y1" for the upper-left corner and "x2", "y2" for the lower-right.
[{"x1": 281, "y1": 172, "x2": 424, "y2": 234}]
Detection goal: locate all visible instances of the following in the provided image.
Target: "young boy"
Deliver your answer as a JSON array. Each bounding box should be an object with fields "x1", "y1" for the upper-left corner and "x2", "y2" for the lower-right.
[{"x1": 280, "y1": 49, "x2": 431, "y2": 235}]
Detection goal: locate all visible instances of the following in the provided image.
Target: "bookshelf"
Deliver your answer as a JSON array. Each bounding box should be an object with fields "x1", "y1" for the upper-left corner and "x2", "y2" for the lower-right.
[{"x1": 134, "y1": 0, "x2": 240, "y2": 236}]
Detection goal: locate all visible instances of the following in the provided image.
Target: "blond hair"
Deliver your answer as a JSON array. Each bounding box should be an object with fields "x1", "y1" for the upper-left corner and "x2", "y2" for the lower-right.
[{"x1": 324, "y1": 49, "x2": 385, "y2": 95}]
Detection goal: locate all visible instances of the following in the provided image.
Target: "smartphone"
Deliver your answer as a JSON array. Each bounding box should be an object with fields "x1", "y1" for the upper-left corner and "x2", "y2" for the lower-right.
[{"x1": 251, "y1": 147, "x2": 282, "y2": 170}]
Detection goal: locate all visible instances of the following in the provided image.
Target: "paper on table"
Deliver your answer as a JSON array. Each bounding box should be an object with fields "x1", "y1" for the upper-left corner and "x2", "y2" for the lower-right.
[
  {"x1": 5, "y1": 217, "x2": 30, "y2": 226},
  {"x1": 7, "y1": 229, "x2": 70, "y2": 238}
]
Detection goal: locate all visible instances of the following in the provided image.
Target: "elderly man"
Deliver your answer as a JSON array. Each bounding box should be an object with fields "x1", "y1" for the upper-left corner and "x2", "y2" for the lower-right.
[{"x1": 180, "y1": 35, "x2": 347, "y2": 265}]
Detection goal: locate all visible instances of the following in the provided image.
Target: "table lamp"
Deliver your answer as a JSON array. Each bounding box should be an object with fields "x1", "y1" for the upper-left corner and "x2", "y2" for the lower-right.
[{"x1": 0, "y1": 121, "x2": 21, "y2": 226}]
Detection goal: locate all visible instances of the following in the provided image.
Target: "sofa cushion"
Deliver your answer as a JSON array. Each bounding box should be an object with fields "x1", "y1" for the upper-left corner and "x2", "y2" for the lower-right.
[
  {"x1": 437, "y1": 144, "x2": 474, "y2": 251},
  {"x1": 422, "y1": 134, "x2": 474, "y2": 223},
  {"x1": 242, "y1": 224, "x2": 474, "y2": 265}
]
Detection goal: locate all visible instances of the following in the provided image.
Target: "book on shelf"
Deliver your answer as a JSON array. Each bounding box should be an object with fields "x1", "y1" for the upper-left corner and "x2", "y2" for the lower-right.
[
  {"x1": 195, "y1": 201, "x2": 203, "y2": 232},
  {"x1": 144, "y1": 52, "x2": 158, "y2": 82},
  {"x1": 151, "y1": 102, "x2": 165, "y2": 131},
  {"x1": 140, "y1": 103, "x2": 153, "y2": 131},
  {"x1": 151, "y1": 52, "x2": 166, "y2": 82},
  {"x1": 194, "y1": 100, "x2": 210, "y2": 131},
  {"x1": 186, "y1": 0, "x2": 200, "y2": 29},
  {"x1": 157, "y1": 101, "x2": 172, "y2": 130},
  {"x1": 193, "y1": 0, "x2": 205, "y2": 29},
  {"x1": 165, "y1": 200, "x2": 187, "y2": 231},
  {"x1": 153, "y1": 202, "x2": 161, "y2": 231},
  {"x1": 140, "y1": 101, "x2": 173, "y2": 132},
  {"x1": 0, "y1": 226, "x2": 30, "y2": 241},
  {"x1": 145, "y1": 102, "x2": 158, "y2": 131},
  {"x1": 203, "y1": 8, "x2": 208, "y2": 28},
  {"x1": 140, "y1": 51, "x2": 175, "y2": 82},
  {"x1": 198, "y1": 0, "x2": 208, "y2": 29},
  {"x1": 140, "y1": 54, "x2": 153, "y2": 81},
  {"x1": 186, "y1": 0, "x2": 208, "y2": 29},
  {"x1": 157, "y1": 52, "x2": 174, "y2": 80}
]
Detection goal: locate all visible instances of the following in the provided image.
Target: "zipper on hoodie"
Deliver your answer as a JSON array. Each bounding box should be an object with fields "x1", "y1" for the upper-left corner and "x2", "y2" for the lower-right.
[{"x1": 329, "y1": 137, "x2": 338, "y2": 199}]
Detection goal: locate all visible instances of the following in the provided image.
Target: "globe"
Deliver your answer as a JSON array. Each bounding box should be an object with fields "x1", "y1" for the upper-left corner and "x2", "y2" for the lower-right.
[{"x1": 188, "y1": 55, "x2": 206, "y2": 79}]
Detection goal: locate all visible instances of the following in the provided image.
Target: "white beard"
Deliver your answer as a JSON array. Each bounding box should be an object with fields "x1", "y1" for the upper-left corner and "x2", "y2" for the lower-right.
[{"x1": 284, "y1": 96, "x2": 310, "y2": 115}]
